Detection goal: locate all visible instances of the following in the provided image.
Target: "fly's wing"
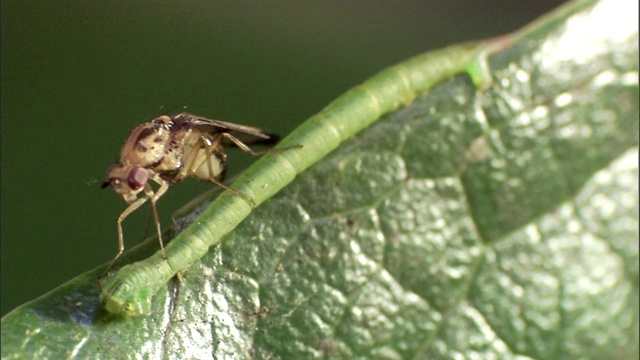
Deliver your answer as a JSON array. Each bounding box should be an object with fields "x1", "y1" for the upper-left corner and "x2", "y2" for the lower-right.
[{"x1": 187, "y1": 115, "x2": 280, "y2": 147}]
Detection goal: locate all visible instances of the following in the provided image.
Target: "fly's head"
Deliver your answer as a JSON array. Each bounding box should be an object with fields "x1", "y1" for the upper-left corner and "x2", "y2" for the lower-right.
[{"x1": 101, "y1": 163, "x2": 149, "y2": 203}]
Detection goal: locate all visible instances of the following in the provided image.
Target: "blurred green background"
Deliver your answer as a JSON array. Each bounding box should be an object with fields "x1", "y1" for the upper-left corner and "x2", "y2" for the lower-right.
[{"x1": 1, "y1": 0, "x2": 566, "y2": 316}]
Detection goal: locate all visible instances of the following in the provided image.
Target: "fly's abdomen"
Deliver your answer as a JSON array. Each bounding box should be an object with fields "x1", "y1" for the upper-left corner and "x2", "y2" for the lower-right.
[{"x1": 191, "y1": 145, "x2": 227, "y2": 182}]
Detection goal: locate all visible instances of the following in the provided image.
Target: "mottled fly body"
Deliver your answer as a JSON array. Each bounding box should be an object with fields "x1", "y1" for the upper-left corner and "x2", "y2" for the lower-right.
[{"x1": 101, "y1": 112, "x2": 285, "y2": 274}]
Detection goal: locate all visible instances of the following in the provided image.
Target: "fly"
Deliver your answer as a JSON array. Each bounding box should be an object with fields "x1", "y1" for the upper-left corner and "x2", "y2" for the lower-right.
[{"x1": 101, "y1": 112, "x2": 294, "y2": 275}]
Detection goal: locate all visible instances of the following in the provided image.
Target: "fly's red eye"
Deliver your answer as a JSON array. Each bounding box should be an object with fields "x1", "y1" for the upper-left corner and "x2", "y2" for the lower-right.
[{"x1": 127, "y1": 167, "x2": 149, "y2": 190}]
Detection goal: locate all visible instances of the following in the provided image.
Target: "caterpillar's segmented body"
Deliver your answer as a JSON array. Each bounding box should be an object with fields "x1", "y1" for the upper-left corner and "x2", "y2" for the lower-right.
[{"x1": 101, "y1": 41, "x2": 495, "y2": 316}]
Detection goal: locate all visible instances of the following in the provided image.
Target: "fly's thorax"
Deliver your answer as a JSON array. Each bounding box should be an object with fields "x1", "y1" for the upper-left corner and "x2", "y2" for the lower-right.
[
  {"x1": 152, "y1": 115, "x2": 172, "y2": 126},
  {"x1": 144, "y1": 123, "x2": 194, "y2": 182},
  {"x1": 120, "y1": 122, "x2": 171, "y2": 167},
  {"x1": 150, "y1": 136, "x2": 186, "y2": 176}
]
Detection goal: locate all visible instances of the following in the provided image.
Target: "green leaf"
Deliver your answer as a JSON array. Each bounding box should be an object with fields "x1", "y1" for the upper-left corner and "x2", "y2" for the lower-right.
[{"x1": 2, "y1": 0, "x2": 638, "y2": 358}]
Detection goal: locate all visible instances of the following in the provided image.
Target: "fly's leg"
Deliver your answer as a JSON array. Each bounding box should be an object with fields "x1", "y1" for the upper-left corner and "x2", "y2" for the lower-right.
[
  {"x1": 175, "y1": 135, "x2": 215, "y2": 181},
  {"x1": 146, "y1": 181, "x2": 170, "y2": 261},
  {"x1": 170, "y1": 185, "x2": 225, "y2": 236},
  {"x1": 215, "y1": 133, "x2": 302, "y2": 206},
  {"x1": 100, "y1": 181, "x2": 170, "y2": 279},
  {"x1": 167, "y1": 145, "x2": 220, "y2": 237},
  {"x1": 201, "y1": 136, "x2": 260, "y2": 207},
  {"x1": 100, "y1": 196, "x2": 149, "y2": 278},
  {"x1": 171, "y1": 172, "x2": 246, "y2": 222},
  {"x1": 179, "y1": 136, "x2": 259, "y2": 207},
  {"x1": 170, "y1": 173, "x2": 245, "y2": 237},
  {"x1": 139, "y1": 205, "x2": 154, "y2": 244}
]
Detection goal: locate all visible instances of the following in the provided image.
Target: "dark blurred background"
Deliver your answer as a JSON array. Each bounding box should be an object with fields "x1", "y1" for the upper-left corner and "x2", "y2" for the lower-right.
[{"x1": 1, "y1": 0, "x2": 567, "y2": 316}]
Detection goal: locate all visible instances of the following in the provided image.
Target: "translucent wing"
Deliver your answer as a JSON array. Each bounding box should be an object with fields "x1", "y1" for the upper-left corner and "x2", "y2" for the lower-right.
[{"x1": 182, "y1": 113, "x2": 280, "y2": 147}]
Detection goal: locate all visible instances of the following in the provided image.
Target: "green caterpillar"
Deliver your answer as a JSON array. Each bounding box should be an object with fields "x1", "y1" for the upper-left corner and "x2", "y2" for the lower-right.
[{"x1": 101, "y1": 40, "x2": 498, "y2": 316}]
